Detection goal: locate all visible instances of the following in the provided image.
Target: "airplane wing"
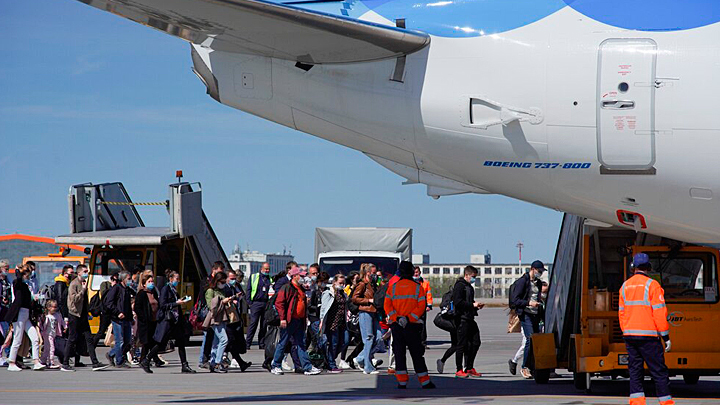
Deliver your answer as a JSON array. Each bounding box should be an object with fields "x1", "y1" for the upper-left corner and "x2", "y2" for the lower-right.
[{"x1": 75, "y1": 0, "x2": 430, "y2": 64}]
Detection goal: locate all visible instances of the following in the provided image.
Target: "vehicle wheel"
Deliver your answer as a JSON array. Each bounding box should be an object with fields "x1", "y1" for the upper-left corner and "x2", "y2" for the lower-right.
[
  {"x1": 683, "y1": 374, "x2": 700, "y2": 385},
  {"x1": 573, "y1": 371, "x2": 588, "y2": 390},
  {"x1": 534, "y1": 369, "x2": 550, "y2": 384}
]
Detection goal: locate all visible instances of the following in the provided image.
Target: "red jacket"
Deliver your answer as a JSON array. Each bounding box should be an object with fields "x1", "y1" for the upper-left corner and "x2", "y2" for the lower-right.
[{"x1": 274, "y1": 282, "x2": 306, "y2": 323}]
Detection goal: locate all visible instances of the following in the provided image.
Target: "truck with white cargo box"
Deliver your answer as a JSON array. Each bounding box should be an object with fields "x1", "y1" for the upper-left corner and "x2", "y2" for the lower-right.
[{"x1": 314, "y1": 227, "x2": 412, "y2": 277}]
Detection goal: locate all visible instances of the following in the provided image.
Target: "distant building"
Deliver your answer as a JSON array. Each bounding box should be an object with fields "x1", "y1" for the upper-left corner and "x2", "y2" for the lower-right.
[
  {"x1": 228, "y1": 245, "x2": 294, "y2": 277},
  {"x1": 417, "y1": 257, "x2": 551, "y2": 299},
  {"x1": 470, "y1": 251, "x2": 492, "y2": 265},
  {"x1": 412, "y1": 253, "x2": 430, "y2": 265}
]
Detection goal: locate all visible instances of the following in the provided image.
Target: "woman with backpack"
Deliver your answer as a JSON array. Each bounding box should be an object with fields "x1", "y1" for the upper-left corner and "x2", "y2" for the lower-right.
[
  {"x1": 142, "y1": 270, "x2": 195, "y2": 374},
  {"x1": 351, "y1": 263, "x2": 381, "y2": 374}
]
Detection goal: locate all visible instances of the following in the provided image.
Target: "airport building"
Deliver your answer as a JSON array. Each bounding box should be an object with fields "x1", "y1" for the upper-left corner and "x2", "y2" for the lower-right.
[{"x1": 228, "y1": 245, "x2": 294, "y2": 277}]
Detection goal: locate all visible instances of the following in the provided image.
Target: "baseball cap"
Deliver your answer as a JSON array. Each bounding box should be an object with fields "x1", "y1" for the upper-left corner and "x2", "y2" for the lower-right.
[
  {"x1": 531, "y1": 260, "x2": 546, "y2": 272},
  {"x1": 632, "y1": 253, "x2": 650, "y2": 268},
  {"x1": 288, "y1": 266, "x2": 307, "y2": 277}
]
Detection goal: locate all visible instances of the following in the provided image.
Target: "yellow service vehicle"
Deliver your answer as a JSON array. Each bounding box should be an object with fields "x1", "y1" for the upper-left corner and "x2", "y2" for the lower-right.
[
  {"x1": 532, "y1": 214, "x2": 720, "y2": 391},
  {"x1": 55, "y1": 180, "x2": 230, "y2": 334},
  {"x1": 22, "y1": 247, "x2": 88, "y2": 292}
]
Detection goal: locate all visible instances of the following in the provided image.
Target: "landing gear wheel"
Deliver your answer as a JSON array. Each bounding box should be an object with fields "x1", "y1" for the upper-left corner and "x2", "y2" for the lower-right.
[
  {"x1": 534, "y1": 369, "x2": 550, "y2": 384},
  {"x1": 683, "y1": 374, "x2": 700, "y2": 385},
  {"x1": 573, "y1": 371, "x2": 588, "y2": 391}
]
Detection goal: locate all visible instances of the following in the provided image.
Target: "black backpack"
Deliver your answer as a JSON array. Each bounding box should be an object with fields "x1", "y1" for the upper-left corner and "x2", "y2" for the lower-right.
[
  {"x1": 347, "y1": 285, "x2": 360, "y2": 315},
  {"x1": 373, "y1": 283, "x2": 388, "y2": 318},
  {"x1": 39, "y1": 284, "x2": 56, "y2": 307},
  {"x1": 89, "y1": 293, "x2": 103, "y2": 317},
  {"x1": 439, "y1": 286, "x2": 455, "y2": 319},
  {"x1": 508, "y1": 275, "x2": 525, "y2": 310},
  {"x1": 264, "y1": 294, "x2": 280, "y2": 326}
]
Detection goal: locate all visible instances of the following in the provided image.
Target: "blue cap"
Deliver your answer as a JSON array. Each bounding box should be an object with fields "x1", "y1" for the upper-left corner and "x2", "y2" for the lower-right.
[
  {"x1": 632, "y1": 253, "x2": 650, "y2": 267},
  {"x1": 531, "y1": 260, "x2": 545, "y2": 271}
]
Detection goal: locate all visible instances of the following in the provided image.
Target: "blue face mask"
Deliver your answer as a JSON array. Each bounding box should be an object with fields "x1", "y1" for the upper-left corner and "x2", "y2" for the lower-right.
[
  {"x1": 23, "y1": 278, "x2": 30, "y2": 285},
  {"x1": 470, "y1": 276, "x2": 476, "y2": 284},
  {"x1": 81, "y1": 273, "x2": 89, "y2": 280},
  {"x1": 146, "y1": 282, "x2": 155, "y2": 290},
  {"x1": 228, "y1": 279, "x2": 236, "y2": 286},
  {"x1": 171, "y1": 280, "x2": 179, "y2": 288}
]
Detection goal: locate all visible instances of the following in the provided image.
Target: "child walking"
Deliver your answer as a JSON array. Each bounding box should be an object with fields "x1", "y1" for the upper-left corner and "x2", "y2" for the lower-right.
[{"x1": 40, "y1": 299, "x2": 66, "y2": 369}]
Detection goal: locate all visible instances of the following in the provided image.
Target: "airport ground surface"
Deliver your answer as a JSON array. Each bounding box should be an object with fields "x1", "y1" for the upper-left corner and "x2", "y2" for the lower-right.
[{"x1": 2, "y1": 308, "x2": 718, "y2": 405}]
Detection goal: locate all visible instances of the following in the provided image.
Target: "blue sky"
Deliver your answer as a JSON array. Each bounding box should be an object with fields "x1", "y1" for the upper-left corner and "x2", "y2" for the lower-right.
[{"x1": 0, "y1": 0, "x2": 562, "y2": 265}]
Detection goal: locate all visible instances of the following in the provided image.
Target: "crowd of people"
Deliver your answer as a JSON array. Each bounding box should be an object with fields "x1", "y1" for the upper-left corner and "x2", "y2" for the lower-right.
[{"x1": 0, "y1": 257, "x2": 548, "y2": 389}]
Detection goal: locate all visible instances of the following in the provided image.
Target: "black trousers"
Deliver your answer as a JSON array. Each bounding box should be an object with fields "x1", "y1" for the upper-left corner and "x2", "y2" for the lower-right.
[
  {"x1": 441, "y1": 329, "x2": 458, "y2": 363},
  {"x1": 202, "y1": 327, "x2": 215, "y2": 363},
  {"x1": 148, "y1": 322, "x2": 188, "y2": 365},
  {"x1": 625, "y1": 337, "x2": 671, "y2": 400},
  {"x1": 64, "y1": 315, "x2": 98, "y2": 366},
  {"x1": 92, "y1": 314, "x2": 112, "y2": 347},
  {"x1": 455, "y1": 318, "x2": 481, "y2": 372},
  {"x1": 245, "y1": 301, "x2": 267, "y2": 348},
  {"x1": 391, "y1": 323, "x2": 429, "y2": 383}
]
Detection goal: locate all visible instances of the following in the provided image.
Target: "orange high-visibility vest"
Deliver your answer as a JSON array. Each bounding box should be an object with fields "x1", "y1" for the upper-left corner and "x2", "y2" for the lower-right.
[
  {"x1": 420, "y1": 279, "x2": 433, "y2": 307},
  {"x1": 619, "y1": 273, "x2": 670, "y2": 338},
  {"x1": 384, "y1": 278, "x2": 426, "y2": 324}
]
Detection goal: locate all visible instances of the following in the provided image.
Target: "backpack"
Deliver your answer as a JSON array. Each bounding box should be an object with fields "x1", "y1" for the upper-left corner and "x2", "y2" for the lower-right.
[
  {"x1": 373, "y1": 283, "x2": 388, "y2": 318},
  {"x1": 439, "y1": 285, "x2": 455, "y2": 319},
  {"x1": 189, "y1": 294, "x2": 209, "y2": 330},
  {"x1": 264, "y1": 293, "x2": 280, "y2": 326},
  {"x1": 346, "y1": 285, "x2": 360, "y2": 315},
  {"x1": 508, "y1": 275, "x2": 525, "y2": 310},
  {"x1": 39, "y1": 284, "x2": 56, "y2": 306},
  {"x1": 89, "y1": 293, "x2": 103, "y2": 317}
]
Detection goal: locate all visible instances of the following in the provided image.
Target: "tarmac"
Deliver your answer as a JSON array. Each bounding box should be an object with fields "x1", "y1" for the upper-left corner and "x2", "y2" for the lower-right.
[{"x1": 1, "y1": 307, "x2": 718, "y2": 405}]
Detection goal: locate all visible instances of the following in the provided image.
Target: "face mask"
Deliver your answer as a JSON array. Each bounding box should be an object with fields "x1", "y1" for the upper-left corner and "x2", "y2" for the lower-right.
[
  {"x1": 81, "y1": 273, "x2": 89, "y2": 280},
  {"x1": 310, "y1": 275, "x2": 317, "y2": 282},
  {"x1": 470, "y1": 276, "x2": 476, "y2": 284},
  {"x1": 413, "y1": 276, "x2": 421, "y2": 282},
  {"x1": 228, "y1": 279, "x2": 236, "y2": 286},
  {"x1": 31, "y1": 271, "x2": 36, "y2": 277},
  {"x1": 336, "y1": 284, "x2": 345, "y2": 290},
  {"x1": 171, "y1": 280, "x2": 179, "y2": 288},
  {"x1": 23, "y1": 278, "x2": 30, "y2": 285},
  {"x1": 262, "y1": 271, "x2": 269, "y2": 276},
  {"x1": 217, "y1": 282, "x2": 226, "y2": 289},
  {"x1": 146, "y1": 282, "x2": 155, "y2": 290}
]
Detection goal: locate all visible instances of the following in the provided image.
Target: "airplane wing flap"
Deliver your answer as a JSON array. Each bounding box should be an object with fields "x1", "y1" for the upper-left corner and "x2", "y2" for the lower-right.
[{"x1": 78, "y1": 0, "x2": 430, "y2": 63}]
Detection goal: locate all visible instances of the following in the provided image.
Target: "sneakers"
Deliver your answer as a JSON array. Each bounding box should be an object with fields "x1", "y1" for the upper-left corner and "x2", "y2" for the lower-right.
[
  {"x1": 436, "y1": 359, "x2": 445, "y2": 374},
  {"x1": 92, "y1": 362, "x2": 110, "y2": 371},
  {"x1": 270, "y1": 367, "x2": 284, "y2": 375},
  {"x1": 74, "y1": 361, "x2": 86, "y2": 368},
  {"x1": 422, "y1": 381, "x2": 437, "y2": 389},
  {"x1": 105, "y1": 353, "x2": 115, "y2": 367},
  {"x1": 304, "y1": 367, "x2": 322, "y2": 375},
  {"x1": 240, "y1": 361, "x2": 252, "y2": 372},
  {"x1": 508, "y1": 360, "x2": 517, "y2": 375},
  {"x1": 60, "y1": 365, "x2": 75, "y2": 372},
  {"x1": 329, "y1": 368, "x2": 342, "y2": 374},
  {"x1": 455, "y1": 370, "x2": 469, "y2": 378},
  {"x1": 352, "y1": 358, "x2": 363, "y2": 369},
  {"x1": 466, "y1": 368, "x2": 482, "y2": 378},
  {"x1": 49, "y1": 364, "x2": 61, "y2": 370},
  {"x1": 363, "y1": 370, "x2": 380, "y2": 375},
  {"x1": 156, "y1": 356, "x2": 168, "y2": 366},
  {"x1": 281, "y1": 358, "x2": 293, "y2": 372},
  {"x1": 338, "y1": 360, "x2": 350, "y2": 370},
  {"x1": 115, "y1": 362, "x2": 131, "y2": 369},
  {"x1": 520, "y1": 367, "x2": 532, "y2": 379},
  {"x1": 7, "y1": 363, "x2": 21, "y2": 372},
  {"x1": 198, "y1": 362, "x2": 209, "y2": 369},
  {"x1": 230, "y1": 359, "x2": 240, "y2": 369},
  {"x1": 372, "y1": 358, "x2": 383, "y2": 368},
  {"x1": 33, "y1": 363, "x2": 46, "y2": 371}
]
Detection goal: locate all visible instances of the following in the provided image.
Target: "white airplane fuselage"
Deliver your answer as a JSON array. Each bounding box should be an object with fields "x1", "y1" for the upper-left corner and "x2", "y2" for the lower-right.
[{"x1": 191, "y1": 5, "x2": 719, "y2": 245}]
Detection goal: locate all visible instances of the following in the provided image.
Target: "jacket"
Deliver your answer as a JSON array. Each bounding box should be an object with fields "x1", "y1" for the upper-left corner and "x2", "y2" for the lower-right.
[
  {"x1": 104, "y1": 284, "x2": 133, "y2": 322},
  {"x1": 619, "y1": 273, "x2": 671, "y2": 339},
  {"x1": 274, "y1": 282, "x2": 305, "y2": 323},
  {"x1": 153, "y1": 283, "x2": 187, "y2": 343},
  {"x1": 67, "y1": 276, "x2": 89, "y2": 318},
  {"x1": 203, "y1": 288, "x2": 229, "y2": 327},
  {"x1": 384, "y1": 277, "x2": 426, "y2": 324},
  {"x1": 308, "y1": 286, "x2": 322, "y2": 322},
  {"x1": 134, "y1": 288, "x2": 159, "y2": 344},
  {"x1": 352, "y1": 281, "x2": 376, "y2": 313},
  {"x1": 249, "y1": 273, "x2": 271, "y2": 302},
  {"x1": 510, "y1": 273, "x2": 543, "y2": 315},
  {"x1": 419, "y1": 278, "x2": 433, "y2": 307},
  {"x1": 319, "y1": 287, "x2": 347, "y2": 334},
  {"x1": 452, "y1": 278, "x2": 477, "y2": 321},
  {"x1": 40, "y1": 312, "x2": 66, "y2": 338},
  {"x1": 4, "y1": 278, "x2": 31, "y2": 323},
  {"x1": 53, "y1": 275, "x2": 70, "y2": 318}
]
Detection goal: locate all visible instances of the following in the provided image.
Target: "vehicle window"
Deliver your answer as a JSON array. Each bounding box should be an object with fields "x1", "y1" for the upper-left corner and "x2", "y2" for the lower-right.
[
  {"x1": 91, "y1": 250, "x2": 143, "y2": 290},
  {"x1": 34, "y1": 261, "x2": 82, "y2": 289},
  {"x1": 640, "y1": 252, "x2": 718, "y2": 303}
]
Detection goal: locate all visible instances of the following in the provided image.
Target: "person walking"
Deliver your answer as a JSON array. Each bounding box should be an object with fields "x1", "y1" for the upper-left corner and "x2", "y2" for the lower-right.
[
  {"x1": 269, "y1": 266, "x2": 321, "y2": 376},
  {"x1": 4, "y1": 265, "x2": 44, "y2": 371},
  {"x1": 452, "y1": 265, "x2": 483, "y2": 378},
  {"x1": 246, "y1": 262, "x2": 272, "y2": 349},
  {"x1": 352, "y1": 263, "x2": 381, "y2": 374},
  {"x1": 62, "y1": 264, "x2": 108, "y2": 372},
  {"x1": 225, "y1": 269, "x2": 251, "y2": 371},
  {"x1": 509, "y1": 260, "x2": 545, "y2": 379},
  {"x1": 619, "y1": 253, "x2": 674, "y2": 405},
  {"x1": 0, "y1": 260, "x2": 12, "y2": 363},
  {"x1": 134, "y1": 273, "x2": 162, "y2": 370},
  {"x1": 320, "y1": 274, "x2": 347, "y2": 373},
  {"x1": 143, "y1": 270, "x2": 196, "y2": 374},
  {"x1": 92, "y1": 273, "x2": 116, "y2": 348},
  {"x1": 104, "y1": 270, "x2": 133, "y2": 368},
  {"x1": 39, "y1": 299, "x2": 65, "y2": 369},
  {"x1": 53, "y1": 265, "x2": 74, "y2": 322},
  {"x1": 203, "y1": 271, "x2": 233, "y2": 373},
  {"x1": 384, "y1": 261, "x2": 435, "y2": 389},
  {"x1": 199, "y1": 261, "x2": 226, "y2": 368}
]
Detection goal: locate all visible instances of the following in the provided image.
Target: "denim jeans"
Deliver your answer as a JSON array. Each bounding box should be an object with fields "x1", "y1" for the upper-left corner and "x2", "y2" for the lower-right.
[
  {"x1": 324, "y1": 328, "x2": 345, "y2": 369},
  {"x1": 0, "y1": 321, "x2": 10, "y2": 357},
  {"x1": 210, "y1": 323, "x2": 228, "y2": 366},
  {"x1": 271, "y1": 319, "x2": 311, "y2": 371},
  {"x1": 355, "y1": 311, "x2": 380, "y2": 372},
  {"x1": 519, "y1": 312, "x2": 539, "y2": 368},
  {"x1": 110, "y1": 320, "x2": 132, "y2": 365},
  {"x1": 310, "y1": 320, "x2": 327, "y2": 353}
]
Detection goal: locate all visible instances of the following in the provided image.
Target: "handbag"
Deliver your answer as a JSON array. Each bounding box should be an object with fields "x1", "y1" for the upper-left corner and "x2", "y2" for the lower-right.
[
  {"x1": 189, "y1": 298, "x2": 209, "y2": 330},
  {"x1": 346, "y1": 313, "x2": 360, "y2": 334},
  {"x1": 226, "y1": 303, "x2": 240, "y2": 325},
  {"x1": 507, "y1": 311, "x2": 521, "y2": 333},
  {"x1": 433, "y1": 311, "x2": 455, "y2": 332},
  {"x1": 104, "y1": 326, "x2": 115, "y2": 347}
]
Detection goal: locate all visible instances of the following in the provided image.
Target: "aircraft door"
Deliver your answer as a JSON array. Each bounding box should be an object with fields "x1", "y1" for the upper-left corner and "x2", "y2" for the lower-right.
[{"x1": 597, "y1": 39, "x2": 657, "y2": 172}]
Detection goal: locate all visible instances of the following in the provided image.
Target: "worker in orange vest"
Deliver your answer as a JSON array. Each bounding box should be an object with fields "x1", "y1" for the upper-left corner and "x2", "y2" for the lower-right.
[
  {"x1": 384, "y1": 261, "x2": 435, "y2": 389},
  {"x1": 619, "y1": 253, "x2": 673, "y2": 405},
  {"x1": 413, "y1": 266, "x2": 433, "y2": 347}
]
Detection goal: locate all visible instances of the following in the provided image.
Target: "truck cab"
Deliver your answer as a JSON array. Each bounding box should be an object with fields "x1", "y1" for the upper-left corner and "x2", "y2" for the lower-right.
[{"x1": 318, "y1": 250, "x2": 402, "y2": 278}]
